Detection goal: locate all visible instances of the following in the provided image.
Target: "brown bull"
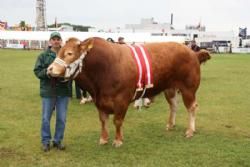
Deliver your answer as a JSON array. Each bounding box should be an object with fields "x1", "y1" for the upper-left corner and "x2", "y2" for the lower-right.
[{"x1": 48, "y1": 37, "x2": 210, "y2": 147}]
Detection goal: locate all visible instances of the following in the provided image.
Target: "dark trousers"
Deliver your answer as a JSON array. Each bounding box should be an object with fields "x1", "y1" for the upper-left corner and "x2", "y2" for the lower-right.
[{"x1": 75, "y1": 82, "x2": 87, "y2": 99}]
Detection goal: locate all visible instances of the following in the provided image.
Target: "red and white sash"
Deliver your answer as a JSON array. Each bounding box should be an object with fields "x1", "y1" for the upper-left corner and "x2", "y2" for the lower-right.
[{"x1": 128, "y1": 44, "x2": 153, "y2": 97}]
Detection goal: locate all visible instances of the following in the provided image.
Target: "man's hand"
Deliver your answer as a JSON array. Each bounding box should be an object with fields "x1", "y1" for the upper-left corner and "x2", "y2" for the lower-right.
[{"x1": 46, "y1": 66, "x2": 53, "y2": 77}]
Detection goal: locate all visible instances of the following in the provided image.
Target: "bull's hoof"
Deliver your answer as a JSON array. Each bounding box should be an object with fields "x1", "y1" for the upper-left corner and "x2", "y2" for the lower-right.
[
  {"x1": 166, "y1": 124, "x2": 175, "y2": 131},
  {"x1": 143, "y1": 98, "x2": 151, "y2": 108},
  {"x1": 112, "y1": 140, "x2": 123, "y2": 147},
  {"x1": 99, "y1": 138, "x2": 108, "y2": 145},
  {"x1": 185, "y1": 129, "x2": 194, "y2": 138},
  {"x1": 80, "y1": 97, "x2": 89, "y2": 104}
]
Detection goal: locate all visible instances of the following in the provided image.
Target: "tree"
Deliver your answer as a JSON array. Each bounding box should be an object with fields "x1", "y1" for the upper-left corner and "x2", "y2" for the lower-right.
[
  {"x1": 20, "y1": 21, "x2": 26, "y2": 31},
  {"x1": 47, "y1": 22, "x2": 92, "y2": 32}
]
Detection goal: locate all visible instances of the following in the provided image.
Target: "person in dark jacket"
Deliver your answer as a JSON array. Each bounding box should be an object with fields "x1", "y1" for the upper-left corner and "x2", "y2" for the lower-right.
[
  {"x1": 34, "y1": 32, "x2": 72, "y2": 152},
  {"x1": 190, "y1": 40, "x2": 200, "y2": 52},
  {"x1": 118, "y1": 37, "x2": 126, "y2": 44}
]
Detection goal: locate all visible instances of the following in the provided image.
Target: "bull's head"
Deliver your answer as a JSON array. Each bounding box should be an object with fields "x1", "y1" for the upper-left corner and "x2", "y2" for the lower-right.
[{"x1": 47, "y1": 37, "x2": 94, "y2": 79}]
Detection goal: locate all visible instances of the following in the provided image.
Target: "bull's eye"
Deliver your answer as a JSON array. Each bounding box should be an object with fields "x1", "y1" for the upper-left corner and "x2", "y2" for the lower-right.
[{"x1": 67, "y1": 52, "x2": 73, "y2": 56}]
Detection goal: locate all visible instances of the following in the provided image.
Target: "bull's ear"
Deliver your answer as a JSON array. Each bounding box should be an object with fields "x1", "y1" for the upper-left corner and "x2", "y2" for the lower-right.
[
  {"x1": 80, "y1": 38, "x2": 94, "y2": 52},
  {"x1": 87, "y1": 38, "x2": 94, "y2": 50}
]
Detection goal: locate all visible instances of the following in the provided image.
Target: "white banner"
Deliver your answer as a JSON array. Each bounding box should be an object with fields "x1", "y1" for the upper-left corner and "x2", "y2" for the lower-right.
[{"x1": 6, "y1": 43, "x2": 24, "y2": 49}]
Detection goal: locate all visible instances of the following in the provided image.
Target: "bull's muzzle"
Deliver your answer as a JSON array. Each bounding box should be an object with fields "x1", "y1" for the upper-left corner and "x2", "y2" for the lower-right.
[{"x1": 47, "y1": 64, "x2": 64, "y2": 77}]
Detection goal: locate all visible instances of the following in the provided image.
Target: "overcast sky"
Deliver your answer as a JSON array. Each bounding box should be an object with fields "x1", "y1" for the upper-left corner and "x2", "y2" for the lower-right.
[{"x1": 0, "y1": 0, "x2": 249, "y2": 32}]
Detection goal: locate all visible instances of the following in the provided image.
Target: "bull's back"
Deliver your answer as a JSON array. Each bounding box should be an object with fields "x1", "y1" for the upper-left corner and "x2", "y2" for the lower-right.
[{"x1": 145, "y1": 42, "x2": 200, "y2": 90}]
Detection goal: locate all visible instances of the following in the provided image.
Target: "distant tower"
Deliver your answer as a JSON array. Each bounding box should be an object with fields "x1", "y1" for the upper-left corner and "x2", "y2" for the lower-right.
[
  {"x1": 170, "y1": 13, "x2": 173, "y2": 26},
  {"x1": 36, "y1": 0, "x2": 47, "y2": 31}
]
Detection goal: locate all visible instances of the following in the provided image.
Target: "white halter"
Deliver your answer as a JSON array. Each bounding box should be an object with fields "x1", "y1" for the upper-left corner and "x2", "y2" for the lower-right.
[{"x1": 54, "y1": 51, "x2": 87, "y2": 81}]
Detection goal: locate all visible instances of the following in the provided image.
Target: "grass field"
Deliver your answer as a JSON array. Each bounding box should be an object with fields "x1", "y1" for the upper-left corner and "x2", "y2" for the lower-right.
[{"x1": 0, "y1": 49, "x2": 250, "y2": 167}]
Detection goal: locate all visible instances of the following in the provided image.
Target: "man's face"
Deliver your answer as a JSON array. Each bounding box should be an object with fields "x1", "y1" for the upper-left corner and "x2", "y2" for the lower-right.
[{"x1": 50, "y1": 37, "x2": 62, "y2": 48}]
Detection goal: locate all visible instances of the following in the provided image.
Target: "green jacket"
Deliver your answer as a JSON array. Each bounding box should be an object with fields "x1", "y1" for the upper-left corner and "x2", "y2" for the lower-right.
[{"x1": 33, "y1": 48, "x2": 72, "y2": 97}]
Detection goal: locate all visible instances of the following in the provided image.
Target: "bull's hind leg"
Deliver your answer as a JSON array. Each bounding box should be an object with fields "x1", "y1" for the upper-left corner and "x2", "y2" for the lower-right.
[
  {"x1": 99, "y1": 111, "x2": 109, "y2": 145},
  {"x1": 164, "y1": 88, "x2": 178, "y2": 131},
  {"x1": 181, "y1": 88, "x2": 198, "y2": 138}
]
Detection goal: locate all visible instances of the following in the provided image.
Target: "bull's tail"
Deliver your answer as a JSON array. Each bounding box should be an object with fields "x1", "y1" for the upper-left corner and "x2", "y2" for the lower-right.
[{"x1": 196, "y1": 49, "x2": 211, "y2": 64}]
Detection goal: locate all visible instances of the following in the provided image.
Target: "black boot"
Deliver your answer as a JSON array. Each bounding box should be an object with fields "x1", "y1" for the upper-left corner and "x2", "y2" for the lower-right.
[
  {"x1": 53, "y1": 142, "x2": 66, "y2": 150},
  {"x1": 42, "y1": 143, "x2": 50, "y2": 152}
]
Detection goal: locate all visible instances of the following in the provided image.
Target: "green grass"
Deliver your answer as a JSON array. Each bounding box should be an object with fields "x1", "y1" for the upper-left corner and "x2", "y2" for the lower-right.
[{"x1": 0, "y1": 49, "x2": 250, "y2": 167}]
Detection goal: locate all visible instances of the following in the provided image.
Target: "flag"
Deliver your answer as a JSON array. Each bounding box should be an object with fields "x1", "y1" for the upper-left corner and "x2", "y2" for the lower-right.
[
  {"x1": 197, "y1": 22, "x2": 201, "y2": 30},
  {"x1": 239, "y1": 27, "x2": 247, "y2": 39}
]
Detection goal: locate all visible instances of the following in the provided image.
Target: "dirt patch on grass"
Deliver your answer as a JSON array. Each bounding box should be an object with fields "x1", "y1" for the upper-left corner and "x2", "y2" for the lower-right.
[
  {"x1": 0, "y1": 147, "x2": 28, "y2": 160},
  {"x1": 0, "y1": 147, "x2": 18, "y2": 157}
]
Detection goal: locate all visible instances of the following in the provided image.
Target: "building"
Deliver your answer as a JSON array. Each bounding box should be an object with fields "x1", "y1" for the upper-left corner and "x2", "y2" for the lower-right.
[
  {"x1": 125, "y1": 18, "x2": 172, "y2": 33},
  {"x1": 48, "y1": 25, "x2": 74, "y2": 31},
  {"x1": 89, "y1": 18, "x2": 172, "y2": 34}
]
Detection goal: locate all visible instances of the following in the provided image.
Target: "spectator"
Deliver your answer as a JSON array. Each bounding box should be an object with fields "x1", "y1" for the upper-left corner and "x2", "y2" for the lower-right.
[
  {"x1": 190, "y1": 40, "x2": 200, "y2": 52},
  {"x1": 215, "y1": 43, "x2": 220, "y2": 53},
  {"x1": 229, "y1": 42, "x2": 232, "y2": 53},
  {"x1": 75, "y1": 81, "x2": 85, "y2": 99},
  {"x1": 118, "y1": 37, "x2": 126, "y2": 44}
]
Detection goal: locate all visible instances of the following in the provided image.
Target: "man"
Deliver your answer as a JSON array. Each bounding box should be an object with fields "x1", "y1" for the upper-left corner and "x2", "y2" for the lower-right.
[
  {"x1": 34, "y1": 32, "x2": 72, "y2": 152},
  {"x1": 190, "y1": 40, "x2": 200, "y2": 52}
]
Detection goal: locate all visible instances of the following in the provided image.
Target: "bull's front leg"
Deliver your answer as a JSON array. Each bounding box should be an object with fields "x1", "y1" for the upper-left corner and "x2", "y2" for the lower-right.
[
  {"x1": 112, "y1": 104, "x2": 128, "y2": 147},
  {"x1": 112, "y1": 118, "x2": 124, "y2": 147},
  {"x1": 99, "y1": 111, "x2": 109, "y2": 145}
]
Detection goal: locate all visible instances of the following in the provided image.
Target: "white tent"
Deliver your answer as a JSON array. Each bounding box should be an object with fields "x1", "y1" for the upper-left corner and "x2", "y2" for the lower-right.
[{"x1": 0, "y1": 31, "x2": 186, "y2": 49}]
